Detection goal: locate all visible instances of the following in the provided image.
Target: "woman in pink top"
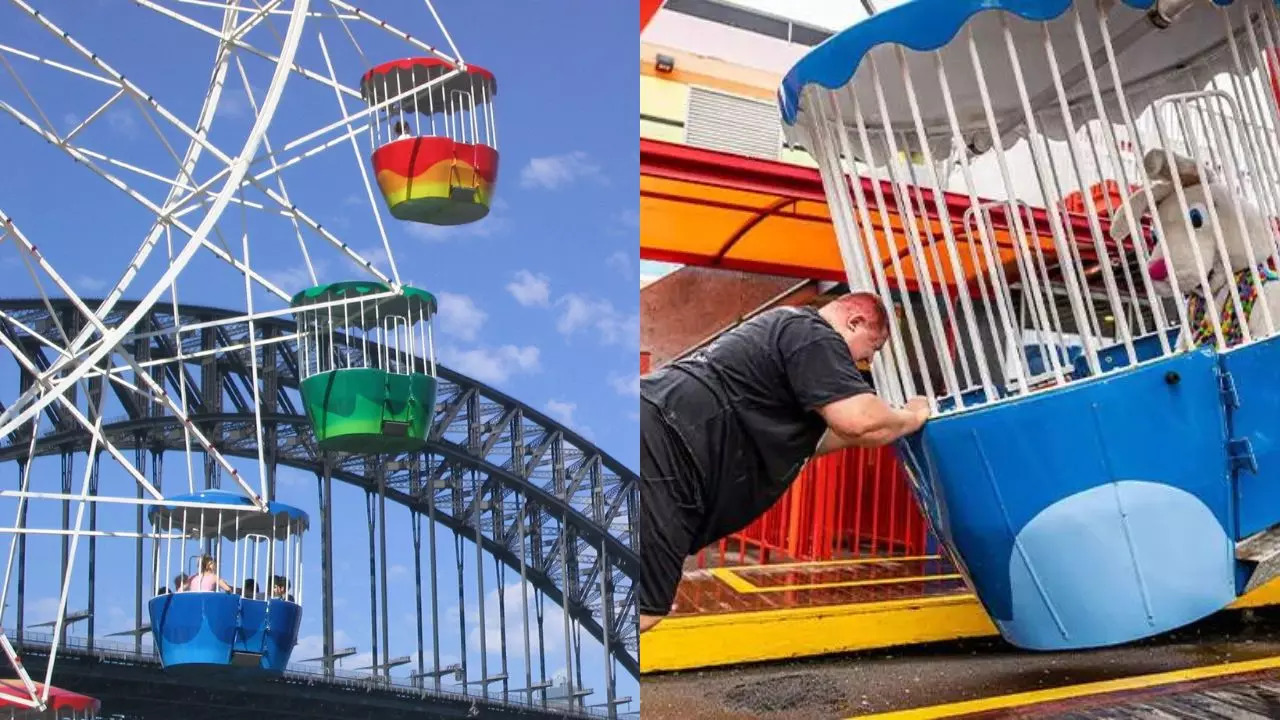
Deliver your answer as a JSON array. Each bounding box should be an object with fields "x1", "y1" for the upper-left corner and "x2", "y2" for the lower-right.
[{"x1": 186, "y1": 555, "x2": 232, "y2": 593}]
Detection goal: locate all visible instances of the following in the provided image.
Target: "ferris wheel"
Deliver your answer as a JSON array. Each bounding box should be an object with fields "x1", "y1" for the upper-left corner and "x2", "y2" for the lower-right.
[{"x1": 0, "y1": 0, "x2": 499, "y2": 708}]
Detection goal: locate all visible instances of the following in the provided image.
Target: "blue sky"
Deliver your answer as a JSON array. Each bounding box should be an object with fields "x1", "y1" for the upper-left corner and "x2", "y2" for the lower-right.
[{"x1": 0, "y1": 0, "x2": 636, "y2": 712}]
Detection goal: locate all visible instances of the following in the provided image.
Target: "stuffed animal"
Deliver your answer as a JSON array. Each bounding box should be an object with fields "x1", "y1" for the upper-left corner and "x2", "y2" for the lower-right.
[{"x1": 1109, "y1": 148, "x2": 1280, "y2": 349}]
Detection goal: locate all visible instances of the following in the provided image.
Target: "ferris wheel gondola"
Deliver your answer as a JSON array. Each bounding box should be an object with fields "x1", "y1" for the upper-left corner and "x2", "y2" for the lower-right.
[
  {"x1": 146, "y1": 491, "x2": 308, "y2": 675},
  {"x1": 360, "y1": 58, "x2": 500, "y2": 225},
  {"x1": 783, "y1": 0, "x2": 1280, "y2": 651}
]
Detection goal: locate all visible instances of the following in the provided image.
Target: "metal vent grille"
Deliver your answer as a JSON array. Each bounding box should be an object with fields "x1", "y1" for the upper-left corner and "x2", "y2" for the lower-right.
[{"x1": 684, "y1": 87, "x2": 781, "y2": 160}]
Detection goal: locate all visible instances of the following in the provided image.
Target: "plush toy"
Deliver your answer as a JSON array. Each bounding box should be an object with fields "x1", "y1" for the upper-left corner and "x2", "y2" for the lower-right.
[{"x1": 1110, "y1": 148, "x2": 1280, "y2": 349}]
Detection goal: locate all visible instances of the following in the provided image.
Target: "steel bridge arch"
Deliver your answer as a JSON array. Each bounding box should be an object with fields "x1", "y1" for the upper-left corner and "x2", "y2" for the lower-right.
[{"x1": 0, "y1": 298, "x2": 639, "y2": 677}]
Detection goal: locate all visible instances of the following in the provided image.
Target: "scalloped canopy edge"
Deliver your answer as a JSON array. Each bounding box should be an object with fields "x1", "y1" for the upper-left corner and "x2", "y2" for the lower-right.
[
  {"x1": 147, "y1": 489, "x2": 310, "y2": 529},
  {"x1": 290, "y1": 281, "x2": 438, "y2": 317},
  {"x1": 778, "y1": 0, "x2": 1245, "y2": 126}
]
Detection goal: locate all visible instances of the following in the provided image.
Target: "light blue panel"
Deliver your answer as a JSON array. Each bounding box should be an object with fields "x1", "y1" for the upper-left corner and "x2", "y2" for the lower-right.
[
  {"x1": 1007, "y1": 480, "x2": 1234, "y2": 649},
  {"x1": 899, "y1": 348, "x2": 1235, "y2": 649}
]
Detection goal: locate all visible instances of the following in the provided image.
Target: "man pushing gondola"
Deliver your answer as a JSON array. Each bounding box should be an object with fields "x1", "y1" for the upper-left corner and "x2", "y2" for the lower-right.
[{"x1": 638, "y1": 292, "x2": 931, "y2": 633}]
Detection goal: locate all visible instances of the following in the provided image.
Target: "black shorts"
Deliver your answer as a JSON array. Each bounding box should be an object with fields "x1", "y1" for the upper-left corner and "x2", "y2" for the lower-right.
[{"x1": 639, "y1": 398, "x2": 706, "y2": 617}]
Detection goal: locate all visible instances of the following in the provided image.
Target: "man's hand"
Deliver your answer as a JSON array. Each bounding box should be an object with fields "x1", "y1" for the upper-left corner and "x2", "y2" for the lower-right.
[{"x1": 903, "y1": 396, "x2": 931, "y2": 432}]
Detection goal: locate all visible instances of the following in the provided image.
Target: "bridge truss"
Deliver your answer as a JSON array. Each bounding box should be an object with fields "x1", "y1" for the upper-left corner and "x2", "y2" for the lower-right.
[{"x1": 0, "y1": 298, "x2": 638, "y2": 717}]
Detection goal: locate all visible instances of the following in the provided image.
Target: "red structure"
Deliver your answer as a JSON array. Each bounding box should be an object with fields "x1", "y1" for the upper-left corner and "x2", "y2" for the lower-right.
[
  {"x1": 0, "y1": 681, "x2": 100, "y2": 719},
  {"x1": 1061, "y1": 179, "x2": 1141, "y2": 220},
  {"x1": 695, "y1": 446, "x2": 929, "y2": 567}
]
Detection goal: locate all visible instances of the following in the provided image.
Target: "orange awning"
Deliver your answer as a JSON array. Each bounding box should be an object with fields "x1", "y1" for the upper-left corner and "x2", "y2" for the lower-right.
[{"x1": 640, "y1": 139, "x2": 1127, "y2": 294}]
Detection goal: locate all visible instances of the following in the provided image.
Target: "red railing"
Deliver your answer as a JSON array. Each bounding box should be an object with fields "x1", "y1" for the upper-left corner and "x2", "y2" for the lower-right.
[{"x1": 695, "y1": 445, "x2": 931, "y2": 567}]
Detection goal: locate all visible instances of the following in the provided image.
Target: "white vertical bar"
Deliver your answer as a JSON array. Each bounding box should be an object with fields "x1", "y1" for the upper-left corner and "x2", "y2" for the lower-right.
[
  {"x1": 240, "y1": 227, "x2": 270, "y2": 502},
  {"x1": 1040, "y1": 22, "x2": 1136, "y2": 364},
  {"x1": 1203, "y1": 88, "x2": 1274, "y2": 339},
  {"x1": 806, "y1": 91, "x2": 903, "y2": 402},
  {"x1": 962, "y1": 30, "x2": 1067, "y2": 386},
  {"x1": 992, "y1": 21, "x2": 1100, "y2": 375},
  {"x1": 413, "y1": 71, "x2": 423, "y2": 137},
  {"x1": 894, "y1": 45, "x2": 997, "y2": 399},
  {"x1": 829, "y1": 95, "x2": 916, "y2": 401},
  {"x1": 867, "y1": 58, "x2": 962, "y2": 401},
  {"x1": 958, "y1": 206, "x2": 1012, "y2": 382},
  {"x1": 1238, "y1": 8, "x2": 1280, "y2": 253},
  {"x1": 180, "y1": 508, "x2": 188, "y2": 587},
  {"x1": 900, "y1": 150, "x2": 978, "y2": 390},
  {"x1": 846, "y1": 91, "x2": 940, "y2": 400},
  {"x1": 427, "y1": 315, "x2": 436, "y2": 376},
  {"x1": 1148, "y1": 96, "x2": 1228, "y2": 349},
  {"x1": 1095, "y1": 11, "x2": 1192, "y2": 343},
  {"x1": 326, "y1": 303, "x2": 335, "y2": 372},
  {"x1": 166, "y1": 515, "x2": 174, "y2": 592},
  {"x1": 1176, "y1": 95, "x2": 1261, "y2": 342}
]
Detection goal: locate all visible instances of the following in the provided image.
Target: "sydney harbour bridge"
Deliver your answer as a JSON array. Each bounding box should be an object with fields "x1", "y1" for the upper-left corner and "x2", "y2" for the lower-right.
[{"x1": 0, "y1": 297, "x2": 638, "y2": 719}]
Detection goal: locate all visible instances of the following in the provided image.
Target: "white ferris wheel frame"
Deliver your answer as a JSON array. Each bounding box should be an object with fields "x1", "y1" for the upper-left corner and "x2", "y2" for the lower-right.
[{"x1": 0, "y1": 0, "x2": 478, "y2": 708}]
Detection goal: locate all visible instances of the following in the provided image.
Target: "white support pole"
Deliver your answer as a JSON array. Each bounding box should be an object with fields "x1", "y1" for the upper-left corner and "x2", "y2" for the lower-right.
[
  {"x1": 233, "y1": 56, "x2": 319, "y2": 286},
  {"x1": 0, "y1": 426, "x2": 40, "y2": 629},
  {"x1": 0, "y1": 0, "x2": 312, "y2": 444},
  {"x1": 1, "y1": 217, "x2": 267, "y2": 507},
  {"x1": 317, "y1": 32, "x2": 403, "y2": 286},
  {"x1": 240, "y1": 207, "x2": 271, "y2": 503},
  {"x1": 42, "y1": 414, "x2": 103, "y2": 704}
]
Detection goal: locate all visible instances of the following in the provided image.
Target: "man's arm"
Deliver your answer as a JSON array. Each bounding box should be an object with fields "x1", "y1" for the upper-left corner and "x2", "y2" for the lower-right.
[
  {"x1": 816, "y1": 394, "x2": 929, "y2": 451},
  {"x1": 814, "y1": 428, "x2": 855, "y2": 457}
]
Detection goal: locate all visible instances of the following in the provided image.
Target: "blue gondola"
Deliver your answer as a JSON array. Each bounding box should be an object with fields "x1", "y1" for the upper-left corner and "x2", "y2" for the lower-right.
[
  {"x1": 146, "y1": 490, "x2": 307, "y2": 675},
  {"x1": 781, "y1": 0, "x2": 1280, "y2": 651}
]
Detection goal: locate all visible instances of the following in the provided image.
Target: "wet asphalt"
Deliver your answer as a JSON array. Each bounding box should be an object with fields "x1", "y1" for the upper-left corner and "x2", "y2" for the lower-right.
[{"x1": 639, "y1": 607, "x2": 1280, "y2": 720}]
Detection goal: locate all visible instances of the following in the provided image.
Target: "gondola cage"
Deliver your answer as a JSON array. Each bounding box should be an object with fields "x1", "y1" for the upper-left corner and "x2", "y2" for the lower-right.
[
  {"x1": 360, "y1": 58, "x2": 499, "y2": 226},
  {"x1": 147, "y1": 491, "x2": 307, "y2": 675},
  {"x1": 291, "y1": 281, "x2": 439, "y2": 454},
  {"x1": 782, "y1": 0, "x2": 1280, "y2": 651}
]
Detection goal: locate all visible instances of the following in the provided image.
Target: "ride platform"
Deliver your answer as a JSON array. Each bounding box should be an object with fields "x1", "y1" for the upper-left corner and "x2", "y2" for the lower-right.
[
  {"x1": 640, "y1": 555, "x2": 1280, "y2": 674},
  {"x1": 640, "y1": 606, "x2": 1280, "y2": 719}
]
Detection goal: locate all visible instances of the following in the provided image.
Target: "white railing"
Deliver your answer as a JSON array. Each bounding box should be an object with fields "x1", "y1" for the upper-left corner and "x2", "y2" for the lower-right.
[
  {"x1": 797, "y1": 0, "x2": 1280, "y2": 415},
  {"x1": 366, "y1": 64, "x2": 497, "y2": 151},
  {"x1": 294, "y1": 295, "x2": 435, "y2": 381}
]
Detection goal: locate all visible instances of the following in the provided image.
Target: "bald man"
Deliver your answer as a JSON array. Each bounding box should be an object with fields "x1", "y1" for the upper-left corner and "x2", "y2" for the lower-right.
[{"x1": 638, "y1": 292, "x2": 930, "y2": 633}]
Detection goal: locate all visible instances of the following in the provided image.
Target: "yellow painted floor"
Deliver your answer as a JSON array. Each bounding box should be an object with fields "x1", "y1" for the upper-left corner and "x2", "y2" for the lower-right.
[{"x1": 640, "y1": 555, "x2": 1280, "y2": 674}]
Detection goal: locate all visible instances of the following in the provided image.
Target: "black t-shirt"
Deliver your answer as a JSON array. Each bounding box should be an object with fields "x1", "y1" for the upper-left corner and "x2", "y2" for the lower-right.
[{"x1": 641, "y1": 306, "x2": 874, "y2": 545}]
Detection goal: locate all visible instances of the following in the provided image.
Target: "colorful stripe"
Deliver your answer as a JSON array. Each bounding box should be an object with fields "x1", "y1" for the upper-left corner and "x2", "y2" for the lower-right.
[
  {"x1": 1186, "y1": 262, "x2": 1279, "y2": 347},
  {"x1": 371, "y1": 137, "x2": 499, "y2": 225}
]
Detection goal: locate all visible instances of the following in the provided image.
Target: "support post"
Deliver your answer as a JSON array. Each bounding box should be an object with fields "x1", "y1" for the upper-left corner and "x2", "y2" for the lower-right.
[
  {"x1": 428, "y1": 458, "x2": 442, "y2": 692},
  {"x1": 319, "y1": 462, "x2": 335, "y2": 678},
  {"x1": 377, "y1": 464, "x2": 390, "y2": 681},
  {"x1": 365, "y1": 488, "x2": 378, "y2": 677}
]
